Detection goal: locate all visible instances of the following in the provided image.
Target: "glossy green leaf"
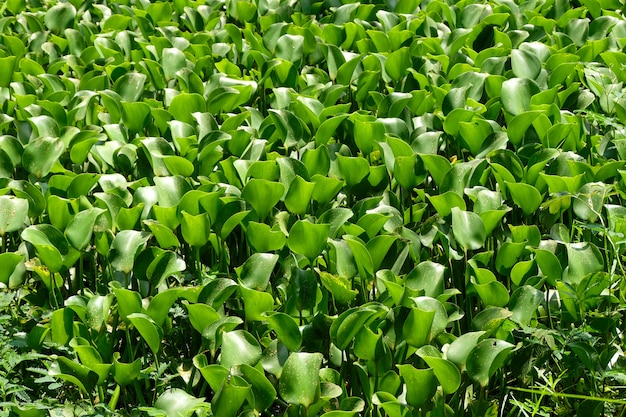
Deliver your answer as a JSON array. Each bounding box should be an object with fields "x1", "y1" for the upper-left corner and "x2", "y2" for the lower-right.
[
  {"x1": 452, "y1": 207, "x2": 486, "y2": 251},
  {"x1": 336, "y1": 155, "x2": 369, "y2": 186},
  {"x1": 466, "y1": 339, "x2": 515, "y2": 387},
  {"x1": 501, "y1": 78, "x2": 538, "y2": 115},
  {"x1": 417, "y1": 346, "x2": 461, "y2": 394},
  {"x1": 246, "y1": 222, "x2": 286, "y2": 252},
  {"x1": 241, "y1": 179, "x2": 284, "y2": 221},
  {"x1": 240, "y1": 285, "x2": 274, "y2": 321},
  {"x1": 236, "y1": 253, "x2": 278, "y2": 291},
  {"x1": 0, "y1": 196, "x2": 28, "y2": 235},
  {"x1": 284, "y1": 176, "x2": 315, "y2": 215},
  {"x1": 109, "y1": 230, "x2": 151, "y2": 274},
  {"x1": 121, "y1": 102, "x2": 151, "y2": 134},
  {"x1": 279, "y1": 352, "x2": 323, "y2": 407},
  {"x1": 330, "y1": 303, "x2": 387, "y2": 350},
  {"x1": 21, "y1": 224, "x2": 69, "y2": 273},
  {"x1": 180, "y1": 211, "x2": 210, "y2": 248},
  {"x1": 385, "y1": 47, "x2": 411, "y2": 81},
  {"x1": 44, "y1": 2, "x2": 76, "y2": 34},
  {"x1": 211, "y1": 375, "x2": 250, "y2": 417},
  {"x1": 220, "y1": 330, "x2": 262, "y2": 369},
  {"x1": 127, "y1": 313, "x2": 163, "y2": 355},
  {"x1": 0, "y1": 252, "x2": 24, "y2": 288},
  {"x1": 238, "y1": 364, "x2": 277, "y2": 413},
  {"x1": 509, "y1": 286, "x2": 543, "y2": 325},
  {"x1": 506, "y1": 182, "x2": 543, "y2": 216},
  {"x1": 471, "y1": 276, "x2": 510, "y2": 307},
  {"x1": 112, "y1": 352, "x2": 142, "y2": 387},
  {"x1": 184, "y1": 301, "x2": 220, "y2": 334},
  {"x1": 154, "y1": 389, "x2": 206, "y2": 417},
  {"x1": 22, "y1": 136, "x2": 64, "y2": 178},
  {"x1": 511, "y1": 49, "x2": 542, "y2": 80},
  {"x1": 319, "y1": 270, "x2": 358, "y2": 305},
  {"x1": 265, "y1": 312, "x2": 302, "y2": 351},
  {"x1": 397, "y1": 365, "x2": 437, "y2": 408},
  {"x1": 427, "y1": 192, "x2": 466, "y2": 218},
  {"x1": 111, "y1": 285, "x2": 142, "y2": 322},
  {"x1": 65, "y1": 208, "x2": 105, "y2": 252},
  {"x1": 114, "y1": 73, "x2": 147, "y2": 102},
  {"x1": 446, "y1": 331, "x2": 486, "y2": 372},
  {"x1": 565, "y1": 242, "x2": 604, "y2": 286},
  {"x1": 288, "y1": 220, "x2": 330, "y2": 262}
]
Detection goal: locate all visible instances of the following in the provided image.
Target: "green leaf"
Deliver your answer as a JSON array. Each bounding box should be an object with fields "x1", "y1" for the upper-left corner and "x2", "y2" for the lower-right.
[
  {"x1": 241, "y1": 179, "x2": 284, "y2": 221},
  {"x1": 336, "y1": 155, "x2": 370, "y2": 186},
  {"x1": 501, "y1": 78, "x2": 538, "y2": 115},
  {"x1": 0, "y1": 252, "x2": 24, "y2": 288},
  {"x1": 315, "y1": 115, "x2": 349, "y2": 145},
  {"x1": 573, "y1": 182, "x2": 606, "y2": 222},
  {"x1": 44, "y1": 2, "x2": 76, "y2": 34},
  {"x1": 279, "y1": 352, "x2": 323, "y2": 407},
  {"x1": 288, "y1": 220, "x2": 330, "y2": 262},
  {"x1": 427, "y1": 191, "x2": 466, "y2": 218},
  {"x1": 265, "y1": 312, "x2": 302, "y2": 351},
  {"x1": 50, "y1": 357, "x2": 98, "y2": 396},
  {"x1": 112, "y1": 353, "x2": 142, "y2": 387},
  {"x1": 65, "y1": 208, "x2": 105, "y2": 251},
  {"x1": 471, "y1": 276, "x2": 510, "y2": 307},
  {"x1": 113, "y1": 72, "x2": 147, "y2": 103},
  {"x1": 451, "y1": 207, "x2": 486, "y2": 251},
  {"x1": 86, "y1": 293, "x2": 113, "y2": 332},
  {"x1": 417, "y1": 346, "x2": 461, "y2": 394},
  {"x1": 143, "y1": 220, "x2": 180, "y2": 249},
  {"x1": 396, "y1": 365, "x2": 437, "y2": 408},
  {"x1": 127, "y1": 313, "x2": 163, "y2": 356},
  {"x1": 184, "y1": 302, "x2": 220, "y2": 334},
  {"x1": 220, "y1": 330, "x2": 262, "y2": 369},
  {"x1": 402, "y1": 306, "x2": 435, "y2": 348},
  {"x1": 180, "y1": 211, "x2": 210, "y2": 248},
  {"x1": 21, "y1": 225, "x2": 69, "y2": 273},
  {"x1": 238, "y1": 364, "x2": 276, "y2": 413},
  {"x1": 246, "y1": 222, "x2": 286, "y2": 252},
  {"x1": 511, "y1": 49, "x2": 542, "y2": 80},
  {"x1": 385, "y1": 47, "x2": 411, "y2": 81},
  {"x1": 240, "y1": 286, "x2": 274, "y2": 321},
  {"x1": 276, "y1": 34, "x2": 304, "y2": 63},
  {"x1": 284, "y1": 176, "x2": 316, "y2": 215},
  {"x1": 111, "y1": 285, "x2": 142, "y2": 322},
  {"x1": 50, "y1": 307, "x2": 73, "y2": 345},
  {"x1": 169, "y1": 93, "x2": 206, "y2": 124},
  {"x1": 0, "y1": 56, "x2": 16, "y2": 88},
  {"x1": 446, "y1": 331, "x2": 486, "y2": 372},
  {"x1": 211, "y1": 375, "x2": 250, "y2": 417},
  {"x1": 0, "y1": 196, "x2": 28, "y2": 235},
  {"x1": 330, "y1": 303, "x2": 387, "y2": 350},
  {"x1": 109, "y1": 230, "x2": 151, "y2": 274},
  {"x1": 466, "y1": 339, "x2": 515, "y2": 387},
  {"x1": 22, "y1": 136, "x2": 65, "y2": 178},
  {"x1": 509, "y1": 286, "x2": 544, "y2": 325},
  {"x1": 236, "y1": 253, "x2": 279, "y2": 291},
  {"x1": 319, "y1": 270, "x2": 358, "y2": 305},
  {"x1": 565, "y1": 242, "x2": 604, "y2": 286},
  {"x1": 146, "y1": 250, "x2": 186, "y2": 288},
  {"x1": 121, "y1": 101, "x2": 151, "y2": 134},
  {"x1": 154, "y1": 389, "x2": 206, "y2": 417},
  {"x1": 506, "y1": 182, "x2": 543, "y2": 216}
]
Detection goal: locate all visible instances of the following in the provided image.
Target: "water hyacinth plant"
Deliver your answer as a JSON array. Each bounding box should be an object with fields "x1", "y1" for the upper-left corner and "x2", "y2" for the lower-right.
[{"x1": 0, "y1": 0, "x2": 626, "y2": 416}]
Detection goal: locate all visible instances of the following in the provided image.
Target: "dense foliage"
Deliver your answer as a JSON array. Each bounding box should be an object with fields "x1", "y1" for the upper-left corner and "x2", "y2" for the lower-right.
[{"x1": 1, "y1": 0, "x2": 626, "y2": 415}]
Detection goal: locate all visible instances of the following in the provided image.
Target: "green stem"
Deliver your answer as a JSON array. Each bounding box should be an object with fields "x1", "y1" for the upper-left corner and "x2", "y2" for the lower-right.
[{"x1": 195, "y1": 246, "x2": 201, "y2": 281}]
